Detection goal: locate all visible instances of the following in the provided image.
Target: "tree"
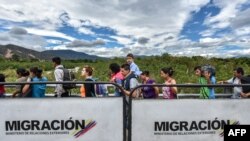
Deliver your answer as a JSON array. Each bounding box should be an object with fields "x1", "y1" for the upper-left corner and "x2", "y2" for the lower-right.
[{"x1": 12, "y1": 54, "x2": 20, "y2": 61}]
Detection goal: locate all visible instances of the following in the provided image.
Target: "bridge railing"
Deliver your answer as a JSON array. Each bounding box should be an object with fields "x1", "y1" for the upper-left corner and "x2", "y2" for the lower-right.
[
  {"x1": 127, "y1": 83, "x2": 250, "y2": 141},
  {"x1": 1, "y1": 82, "x2": 239, "y2": 98}
]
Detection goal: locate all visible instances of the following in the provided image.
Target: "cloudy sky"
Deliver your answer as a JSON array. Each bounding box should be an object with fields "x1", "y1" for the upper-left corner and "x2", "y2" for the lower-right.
[{"x1": 0, "y1": 0, "x2": 250, "y2": 58}]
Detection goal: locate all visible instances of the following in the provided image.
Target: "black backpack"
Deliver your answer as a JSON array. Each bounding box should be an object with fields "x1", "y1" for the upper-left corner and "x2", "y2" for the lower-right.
[
  {"x1": 241, "y1": 75, "x2": 250, "y2": 93},
  {"x1": 58, "y1": 68, "x2": 76, "y2": 90}
]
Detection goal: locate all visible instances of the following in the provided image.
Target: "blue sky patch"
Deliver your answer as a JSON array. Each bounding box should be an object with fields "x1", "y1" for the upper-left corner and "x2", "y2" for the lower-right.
[{"x1": 180, "y1": 1, "x2": 221, "y2": 41}]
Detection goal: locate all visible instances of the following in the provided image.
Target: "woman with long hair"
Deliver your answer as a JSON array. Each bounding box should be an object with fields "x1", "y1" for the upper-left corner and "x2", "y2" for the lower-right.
[
  {"x1": 139, "y1": 71, "x2": 159, "y2": 99},
  {"x1": 160, "y1": 67, "x2": 177, "y2": 99}
]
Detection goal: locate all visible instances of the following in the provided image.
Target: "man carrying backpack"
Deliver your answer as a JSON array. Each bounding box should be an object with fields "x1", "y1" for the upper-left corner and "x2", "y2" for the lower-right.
[
  {"x1": 240, "y1": 75, "x2": 250, "y2": 98},
  {"x1": 52, "y1": 57, "x2": 69, "y2": 97},
  {"x1": 120, "y1": 63, "x2": 139, "y2": 98},
  {"x1": 218, "y1": 67, "x2": 244, "y2": 99}
]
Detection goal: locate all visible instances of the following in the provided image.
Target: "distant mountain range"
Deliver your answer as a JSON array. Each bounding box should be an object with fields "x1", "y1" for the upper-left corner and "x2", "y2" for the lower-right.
[{"x1": 0, "y1": 44, "x2": 106, "y2": 60}]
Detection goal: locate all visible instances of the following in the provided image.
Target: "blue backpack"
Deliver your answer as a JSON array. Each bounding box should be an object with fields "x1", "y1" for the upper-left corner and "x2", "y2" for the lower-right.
[{"x1": 91, "y1": 78, "x2": 108, "y2": 97}]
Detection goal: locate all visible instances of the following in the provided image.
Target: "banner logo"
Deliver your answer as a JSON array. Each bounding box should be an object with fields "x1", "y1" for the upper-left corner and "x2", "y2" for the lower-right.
[
  {"x1": 72, "y1": 119, "x2": 97, "y2": 138},
  {"x1": 5, "y1": 118, "x2": 97, "y2": 138},
  {"x1": 154, "y1": 118, "x2": 239, "y2": 137}
]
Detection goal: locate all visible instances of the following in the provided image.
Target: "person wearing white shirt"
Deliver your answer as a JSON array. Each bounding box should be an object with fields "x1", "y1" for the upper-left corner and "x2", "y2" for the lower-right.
[
  {"x1": 219, "y1": 67, "x2": 244, "y2": 99},
  {"x1": 52, "y1": 57, "x2": 68, "y2": 97}
]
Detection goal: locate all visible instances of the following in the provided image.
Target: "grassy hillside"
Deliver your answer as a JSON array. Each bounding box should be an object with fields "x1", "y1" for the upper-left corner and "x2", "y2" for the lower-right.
[{"x1": 1, "y1": 54, "x2": 250, "y2": 93}]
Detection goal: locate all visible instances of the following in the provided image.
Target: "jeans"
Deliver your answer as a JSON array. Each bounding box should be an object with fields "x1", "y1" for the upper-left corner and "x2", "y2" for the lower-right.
[{"x1": 0, "y1": 93, "x2": 5, "y2": 98}]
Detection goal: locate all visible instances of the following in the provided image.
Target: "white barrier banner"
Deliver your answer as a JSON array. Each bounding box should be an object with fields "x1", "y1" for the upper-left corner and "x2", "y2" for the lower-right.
[
  {"x1": 0, "y1": 98, "x2": 123, "y2": 141},
  {"x1": 132, "y1": 99, "x2": 250, "y2": 141}
]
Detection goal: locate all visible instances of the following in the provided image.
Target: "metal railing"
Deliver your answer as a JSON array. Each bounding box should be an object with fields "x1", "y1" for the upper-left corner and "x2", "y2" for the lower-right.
[
  {"x1": 3, "y1": 83, "x2": 118, "y2": 97},
  {"x1": 2, "y1": 82, "x2": 250, "y2": 141},
  {"x1": 0, "y1": 81, "x2": 127, "y2": 141},
  {"x1": 2, "y1": 82, "x2": 240, "y2": 98},
  {"x1": 127, "y1": 83, "x2": 250, "y2": 141}
]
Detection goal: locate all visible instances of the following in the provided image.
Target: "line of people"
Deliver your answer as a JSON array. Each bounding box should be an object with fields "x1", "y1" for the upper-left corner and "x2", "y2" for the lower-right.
[
  {"x1": 0, "y1": 53, "x2": 250, "y2": 99},
  {"x1": 51, "y1": 54, "x2": 177, "y2": 99},
  {"x1": 218, "y1": 67, "x2": 250, "y2": 98},
  {"x1": 0, "y1": 67, "x2": 48, "y2": 98},
  {"x1": 68, "y1": 53, "x2": 250, "y2": 99},
  {"x1": 194, "y1": 66, "x2": 250, "y2": 99}
]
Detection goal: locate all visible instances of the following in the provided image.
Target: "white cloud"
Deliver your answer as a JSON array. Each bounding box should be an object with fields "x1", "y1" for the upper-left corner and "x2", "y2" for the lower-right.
[
  {"x1": 78, "y1": 27, "x2": 95, "y2": 35},
  {"x1": 137, "y1": 37, "x2": 150, "y2": 45},
  {"x1": 0, "y1": 26, "x2": 75, "y2": 51},
  {"x1": 46, "y1": 39, "x2": 64, "y2": 45},
  {"x1": 66, "y1": 18, "x2": 95, "y2": 35},
  {"x1": 110, "y1": 35, "x2": 133, "y2": 45},
  {"x1": 67, "y1": 19, "x2": 82, "y2": 28},
  {"x1": 9, "y1": 27, "x2": 28, "y2": 35},
  {"x1": 0, "y1": 27, "x2": 46, "y2": 51},
  {"x1": 0, "y1": 0, "x2": 209, "y2": 44},
  {"x1": 70, "y1": 46, "x2": 125, "y2": 58},
  {"x1": 66, "y1": 39, "x2": 105, "y2": 47},
  {"x1": 204, "y1": 0, "x2": 248, "y2": 29},
  {"x1": 0, "y1": 0, "x2": 250, "y2": 58},
  {"x1": 50, "y1": 36, "x2": 250, "y2": 58},
  {"x1": 199, "y1": 37, "x2": 222, "y2": 44},
  {"x1": 229, "y1": 8, "x2": 250, "y2": 38},
  {"x1": 199, "y1": 29, "x2": 216, "y2": 37},
  {"x1": 225, "y1": 48, "x2": 250, "y2": 57},
  {"x1": 0, "y1": 0, "x2": 63, "y2": 30},
  {"x1": 231, "y1": 9, "x2": 250, "y2": 29},
  {"x1": 51, "y1": 45, "x2": 68, "y2": 50},
  {"x1": 0, "y1": 34, "x2": 9, "y2": 41},
  {"x1": 234, "y1": 26, "x2": 250, "y2": 36},
  {"x1": 25, "y1": 28, "x2": 75, "y2": 41}
]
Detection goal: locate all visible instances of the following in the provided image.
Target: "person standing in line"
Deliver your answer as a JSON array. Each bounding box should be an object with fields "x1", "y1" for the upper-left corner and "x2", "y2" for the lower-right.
[
  {"x1": 109, "y1": 63, "x2": 124, "y2": 97},
  {"x1": 218, "y1": 67, "x2": 244, "y2": 99},
  {"x1": 160, "y1": 67, "x2": 177, "y2": 99},
  {"x1": 203, "y1": 68, "x2": 216, "y2": 99},
  {"x1": 240, "y1": 75, "x2": 250, "y2": 98},
  {"x1": 120, "y1": 63, "x2": 139, "y2": 130},
  {"x1": 140, "y1": 71, "x2": 159, "y2": 99},
  {"x1": 126, "y1": 53, "x2": 142, "y2": 77},
  {"x1": 52, "y1": 57, "x2": 68, "y2": 97},
  {"x1": 80, "y1": 65, "x2": 95, "y2": 97},
  {"x1": 194, "y1": 66, "x2": 209, "y2": 99},
  {"x1": 120, "y1": 63, "x2": 139, "y2": 98},
  {"x1": 12, "y1": 68, "x2": 30, "y2": 97},
  {"x1": 241, "y1": 92, "x2": 250, "y2": 98},
  {"x1": 22, "y1": 67, "x2": 38, "y2": 97},
  {"x1": 31, "y1": 69, "x2": 47, "y2": 97},
  {"x1": 22, "y1": 67, "x2": 47, "y2": 98},
  {"x1": 0, "y1": 74, "x2": 5, "y2": 98}
]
